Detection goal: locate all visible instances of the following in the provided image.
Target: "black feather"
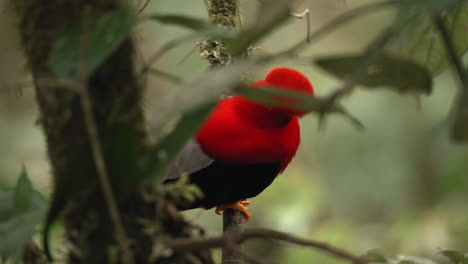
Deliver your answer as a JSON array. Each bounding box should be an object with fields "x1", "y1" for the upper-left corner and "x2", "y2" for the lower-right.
[{"x1": 164, "y1": 161, "x2": 281, "y2": 209}]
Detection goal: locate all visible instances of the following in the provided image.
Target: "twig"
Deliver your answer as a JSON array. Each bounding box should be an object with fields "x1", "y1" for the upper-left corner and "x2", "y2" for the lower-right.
[
  {"x1": 137, "y1": 0, "x2": 151, "y2": 15},
  {"x1": 275, "y1": 0, "x2": 399, "y2": 58},
  {"x1": 78, "y1": 8, "x2": 134, "y2": 264},
  {"x1": 433, "y1": 14, "x2": 468, "y2": 141},
  {"x1": 177, "y1": 43, "x2": 200, "y2": 64},
  {"x1": 290, "y1": 9, "x2": 310, "y2": 43},
  {"x1": 166, "y1": 228, "x2": 368, "y2": 264},
  {"x1": 432, "y1": 15, "x2": 468, "y2": 87},
  {"x1": 140, "y1": 34, "x2": 198, "y2": 77},
  {"x1": 147, "y1": 67, "x2": 183, "y2": 84},
  {"x1": 317, "y1": 23, "x2": 397, "y2": 128}
]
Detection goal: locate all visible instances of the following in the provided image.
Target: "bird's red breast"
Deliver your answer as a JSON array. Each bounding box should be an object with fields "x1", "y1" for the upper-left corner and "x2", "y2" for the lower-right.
[{"x1": 196, "y1": 67, "x2": 314, "y2": 171}]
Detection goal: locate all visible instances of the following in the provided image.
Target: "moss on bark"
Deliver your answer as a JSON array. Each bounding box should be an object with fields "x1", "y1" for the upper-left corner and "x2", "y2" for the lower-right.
[{"x1": 9, "y1": 0, "x2": 212, "y2": 263}]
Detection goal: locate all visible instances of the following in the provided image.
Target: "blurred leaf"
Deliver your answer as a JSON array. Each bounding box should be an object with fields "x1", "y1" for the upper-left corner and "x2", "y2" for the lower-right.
[
  {"x1": 0, "y1": 192, "x2": 13, "y2": 222},
  {"x1": 140, "y1": 62, "x2": 255, "y2": 183},
  {"x1": 388, "y1": 4, "x2": 468, "y2": 74},
  {"x1": 147, "y1": 68, "x2": 183, "y2": 84},
  {"x1": 148, "y1": 14, "x2": 208, "y2": 31},
  {"x1": 103, "y1": 125, "x2": 142, "y2": 195},
  {"x1": 236, "y1": 85, "x2": 322, "y2": 112},
  {"x1": 0, "y1": 168, "x2": 46, "y2": 260},
  {"x1": 400, "y1": 0, "x2": 465, "y2": 13},
  {"x1": 50, "y1": 10, "x2": 136, "y2": 80},
  {"x1": 13, "y1": 167, "x2": 35, "y2": 215},
  {"x1": 175, "y1": 61, "x2": 253, "y2": 110},
  {"x1": 356, "y1": 251, "x2": 440, "y2": 264},
  {"x1": 397, "y1": 255, "x2": 439, "y2": 264},
  {"x1": 315, "y1": 53, "x2": 433, "y2": 95},
  {"x1": 439, "y1": 249, "x2": 468, "y2": 264},
  {"x1": 0, "y1": 211, "x2": 45, "y2": 261},
  {"x1": 227, "y1": 3, "x2": 291, "y2": 55},
  {"x1": 358, "y1": 249, "x2": 388, "y2": 263},
  {"x1": 451, "y1": 92, "x2": 468, "y2": 142},
  {"x1": 236, "y1": 85, "x2": 363, "y2": 128},
  {"x1": 141, "y1": 101, "x2": 216, "y2": 183}
]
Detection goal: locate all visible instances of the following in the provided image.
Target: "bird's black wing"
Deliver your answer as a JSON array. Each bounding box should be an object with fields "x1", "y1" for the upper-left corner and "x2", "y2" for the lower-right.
[
  {"x1": 163, "y1": 139, "x2": 214, "y2": 181},
  {"x1": 163, "y1": 139, "x2": 281, "y2": 210},
  {"x1": 185, "y1": 161, "x2": 281, "y2": 209}
]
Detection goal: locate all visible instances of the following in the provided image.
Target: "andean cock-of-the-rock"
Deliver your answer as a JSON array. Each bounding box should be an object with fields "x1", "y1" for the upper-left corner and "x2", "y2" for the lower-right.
[{"x1": 164, "y1": 67, "x2": 315, "y2": 222}]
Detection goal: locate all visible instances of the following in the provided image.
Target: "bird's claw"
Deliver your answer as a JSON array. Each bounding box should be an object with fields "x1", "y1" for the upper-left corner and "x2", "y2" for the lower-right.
[{"x1": 215, "y1": 200, "x2": 251, "y2": 222}]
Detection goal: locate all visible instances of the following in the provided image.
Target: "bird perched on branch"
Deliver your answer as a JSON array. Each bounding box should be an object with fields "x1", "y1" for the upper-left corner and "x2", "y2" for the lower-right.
[{"x1": 164, "y1": 67, "x2": 314, "y2": 222}]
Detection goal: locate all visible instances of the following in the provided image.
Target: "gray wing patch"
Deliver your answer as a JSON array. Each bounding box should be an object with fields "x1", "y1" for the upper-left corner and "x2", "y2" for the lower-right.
[{"x1": 164, "y1": 139, "x2": 214, "y2": 181}]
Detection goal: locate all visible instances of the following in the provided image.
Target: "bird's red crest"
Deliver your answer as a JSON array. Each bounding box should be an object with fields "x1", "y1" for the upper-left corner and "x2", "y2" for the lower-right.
[
  {"x1": 249, "y1": 67, "x2": 314, "y2": 117},
  {"x1": 265, "y1": 67, "x2": 314, "y2": 95}
]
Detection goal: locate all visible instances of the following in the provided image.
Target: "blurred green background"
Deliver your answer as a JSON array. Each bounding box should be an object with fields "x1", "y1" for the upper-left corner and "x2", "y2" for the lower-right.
[{"x1": 1, "y1": 0, "x2": 468, "y2": 263}]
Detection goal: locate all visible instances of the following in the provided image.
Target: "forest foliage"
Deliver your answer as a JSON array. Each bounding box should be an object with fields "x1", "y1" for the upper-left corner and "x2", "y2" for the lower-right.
[{"x1": 2, "y1": 0, "x2": 468, "y2": 263}]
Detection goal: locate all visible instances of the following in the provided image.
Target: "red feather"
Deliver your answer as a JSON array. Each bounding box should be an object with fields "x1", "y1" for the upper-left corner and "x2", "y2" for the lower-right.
[{"x1": 196, "y1": 67, "x2": 313, "y2": 171}]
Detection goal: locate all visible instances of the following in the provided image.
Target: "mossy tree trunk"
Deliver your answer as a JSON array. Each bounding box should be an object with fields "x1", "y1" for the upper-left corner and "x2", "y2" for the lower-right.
[{"x1": 10, "y1": 0, "x2": 213, "y2": 263}]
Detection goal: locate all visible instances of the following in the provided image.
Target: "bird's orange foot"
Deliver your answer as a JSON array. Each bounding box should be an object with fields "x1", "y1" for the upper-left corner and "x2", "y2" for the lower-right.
[{"x1": 215, "y1": 200, "x2": 251, "y2": 222}]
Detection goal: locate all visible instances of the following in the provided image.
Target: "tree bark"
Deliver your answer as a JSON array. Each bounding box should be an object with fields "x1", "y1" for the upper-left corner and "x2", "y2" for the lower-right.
[{"x1": 9, "y1": 0, "x2": 213, "y2": 263}]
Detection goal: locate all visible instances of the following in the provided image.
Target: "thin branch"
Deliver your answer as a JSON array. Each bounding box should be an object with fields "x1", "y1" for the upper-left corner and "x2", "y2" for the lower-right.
[
  {"x1": 147, "y1": 67, "x2": 183, "y2": 84},
  {"x1": 317, "y1": 23, "x2": 397, "y2": 128},
  {"x1": 433, "y1": 14, "x2": 468, "y2": 141},
  {"x1": 140, "y1": 34, "x2": 198, "y2": 77},
  {"x1": 78, "y1": 8, "x2": 134, "y2": 264},
  {"x1": 275, "y1": 0, "x2": 399, "y2": 58},
  {"x1": 177, "y1": 43, "x2": 199, "y2": 64},
  {"x1": 137, "y1": 0, "x2": 152, "y2": 16},
  {"x1": 290, "y1": 9, "x2": 310, "y2": 18},
  {"x1": 166, "y1": 228, "x2": 368, "y2": 264},
  {"x1": 290, "y1": 9, "x2": 310, "y2": 43},
  {"x1": 432, "y1": 15, "x2": 468, "y2": 88}
]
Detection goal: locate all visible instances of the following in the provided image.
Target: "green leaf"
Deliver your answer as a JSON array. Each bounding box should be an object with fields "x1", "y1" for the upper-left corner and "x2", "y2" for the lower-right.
[
  {"x1": 0, "y1": 168, "x2": 46, "y2": 260},
  {"x1": 0, "y1": 192, "x2": 13, "y2": 222},
  {"x1": 0, "y1": 211, "x2": 45, "y2": 260},
  {"x1": 451, "y1": 92, "x2": 468, "y2": 142},
  {"x1": 50, "y1": 10, "x2": 136, "y2": 80},
  {"x1": 400, "y1": 0, "x2": 465, "y2": 13},
  {"x1": 388, "y1": 4, "x2": 468, "y2": 74},
  {"x1": 236, "y1": 86, "x2": 322, "y2": 112},
  {"x1": 439, "y1": 249, "x2": 468, "y2": 264},
  {"x1": 141, "y1": 101, "x2": 216, "y2": 183},
  {"x1": 148, "y1": 14, "x2": 208, "y2": 31},
  {"x1": 103, "y1": 125, "x2": 142, "y2": 195},
  {"x1": 236, "y1": 85, "x2": 363, "y2": 129},
  {"x1": 13, "y1": 167, "x2": 35, "y2": 215},
  {"x1": 315, "y1": 53, "x2": 433, "y2": 95}
]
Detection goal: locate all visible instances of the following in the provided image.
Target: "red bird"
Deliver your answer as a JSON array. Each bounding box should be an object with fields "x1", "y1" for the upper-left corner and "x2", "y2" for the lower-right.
[{"x1": 164, "y1": 67, "x2": 314, "y2": 221}]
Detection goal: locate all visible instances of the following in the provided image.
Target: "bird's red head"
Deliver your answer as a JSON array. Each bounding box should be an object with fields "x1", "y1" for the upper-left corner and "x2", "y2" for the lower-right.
[
  {"x1": 196, "y1": 67, "x2": 311, "y2": 166},
  {"x1": 248, "y1": 67, "x2": 314, "y2": 117}
]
